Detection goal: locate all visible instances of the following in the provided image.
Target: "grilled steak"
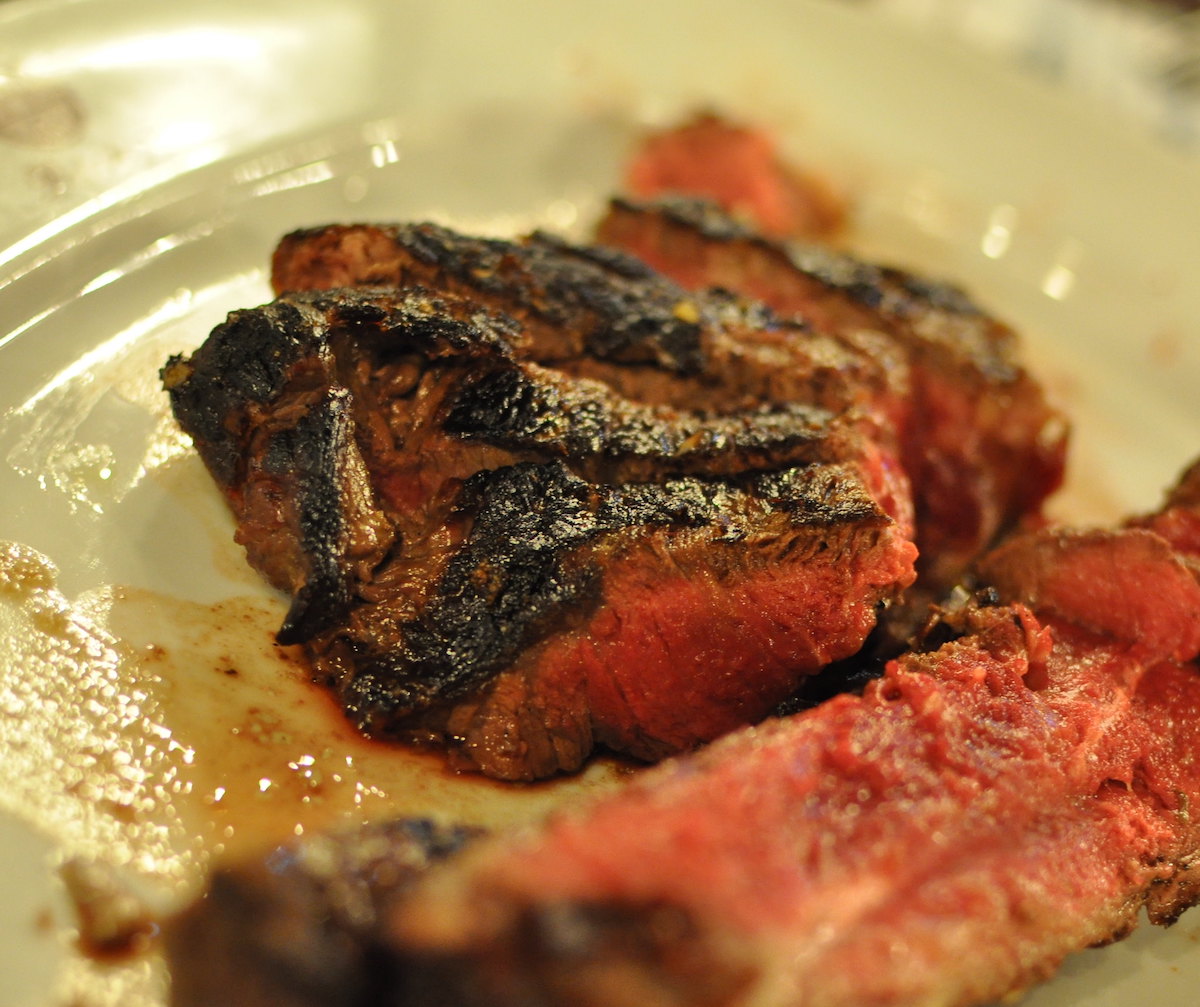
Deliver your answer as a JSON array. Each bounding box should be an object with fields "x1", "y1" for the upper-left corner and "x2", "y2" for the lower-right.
[
  {"x1": 595, "y1": 196, "x2": 1068, "y2": 588},
  {"x1": 164, "y1": 469, "x2": 1200, "y2": 1007},
  {"x1": 163, "y1": 284, "x2": 917, "y2": 779},
  {"x1": 270, "y1": 208, "x2": 1066, "y2": 594}
]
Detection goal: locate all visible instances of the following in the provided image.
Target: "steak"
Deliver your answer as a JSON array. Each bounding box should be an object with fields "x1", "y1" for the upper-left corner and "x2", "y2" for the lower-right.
[
  {"x1": 163, "y1": 469, "x2": 1200, "y2": 1007},
  {"x1": 595, "y1": 196, "x2": 1069, "y2": 588},
  {"x1": 374, "y1": 530, "x2": 1200, "y2": 1007},
  {"x1": 163, "y1": 284, "x2": 917, "y2": 780},
  {"x1": 620, "y1": 111, "x2": 847, "y2": 239},
  {"x1": 270, "y1": 208, "x2": 1066, "y2": 594}
]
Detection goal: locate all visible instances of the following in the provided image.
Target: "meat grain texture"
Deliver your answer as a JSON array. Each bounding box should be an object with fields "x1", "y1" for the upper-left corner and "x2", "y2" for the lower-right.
[{"x1": 245, "y1": 209, "x2": 1065, "y2": 777}]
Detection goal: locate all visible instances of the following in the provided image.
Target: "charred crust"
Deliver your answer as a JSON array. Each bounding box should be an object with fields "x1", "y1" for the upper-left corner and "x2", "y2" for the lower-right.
[
  {"x1": 162, "y1": 298, "x2": 329, "y2": 487},
  {"x1": 362, "y1": 462, "x2": 610, "y2": 714},
  {"x1": 523, "y1": 230, "x2": 708, "y2": 372},
  {"x1": 606, "y1": 195, "x2": 1020, "y2": 383},
  {"x1": 751, "y1": 463, "x2": 885, "y2": 525},
  {"x1": 610, "y1": 194, "x2": 981, "y2": 317},
  {"x1": 388, "y1": 220, "x2": 709, "y2": 372},
  {"x1": 164, "y1": 818, "x2": 481, "y2": 1007},
  {"x1": 272, "y1": 389, "x2": 360, "y2": 644},
  {"x1": 608, "y1": 195, "x2": 751, "y2": 245},
  {"x1": 391, "y1": 899, "x2": 751, "y2": 1007},
  {"x1": 280, "y1": 222, "x2": 732, "y2": 374},
  {"x1": 163, "y1": 287, "x2": 522, "y2": 489},
  {"x1": 443, "y1": 365, "x2": 839, "y2": 477},
  {"x1": 333, "y1": 457, "x2": 889, "y2": 729}
]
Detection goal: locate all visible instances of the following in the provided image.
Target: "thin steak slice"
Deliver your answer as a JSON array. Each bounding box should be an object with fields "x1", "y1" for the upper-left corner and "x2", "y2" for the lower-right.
[
  {"x1": 163, "y1": 286, "x2": 916, "y2": 780},
  {"x1": 165, "y1": 471, "x2": 1200, "y2": 1007},
  {"x1": 621, "y1": 111, "x2": 847, "y2": 239},
  {"x1": 596, "y1": 196, "x2": 1069, "y2": 588}
]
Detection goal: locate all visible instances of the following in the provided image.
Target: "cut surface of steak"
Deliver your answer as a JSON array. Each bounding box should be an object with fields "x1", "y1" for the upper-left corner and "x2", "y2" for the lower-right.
[
  {"x1": 164, "y1": 286, "x2": 916, "y2": 779},
  {"x1": 596, "y1": 196, "x2": 1069, "y2": 588},
  {"x1": 621, "y1": 111, "x2": 848, "y2": 239},
  {"x1": 164, "y1": 479, "x2": 1200, "y2": 1007}
]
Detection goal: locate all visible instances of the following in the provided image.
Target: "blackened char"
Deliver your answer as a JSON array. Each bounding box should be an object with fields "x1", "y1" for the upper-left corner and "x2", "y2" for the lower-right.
[
  {"x1": 269, "y1": 220, "x2": 908, "y2": 433},
  {"x1": 166, "y1": 467, "x2": 1200, "y2": 1007},
  {"x1": 164, "y1": 285, "x2": 917, "y2": 780},
  {"x1": 165, "y1": 818, "x2": 481, "y2": 1007},
  {"x1": 595, "y1": 196, "x2": 1068, "y2": 588}
]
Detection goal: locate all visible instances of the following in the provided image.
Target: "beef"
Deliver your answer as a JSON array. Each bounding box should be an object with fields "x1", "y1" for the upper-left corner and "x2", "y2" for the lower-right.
[
  {"x1": 595, "y1": 196, "x2": 1069, "y2": 588},
  {"x1": 371, "y1": 528, "x2": 1200, "y2": 1007},
  {"x1": 620, "y1": 111, "x2": 847, "y2": 239},
  {"x1": 270, "y1": 208, "x2": 1066, "y2": 596},
  {"x1": 269, "y1": 221, "x2": 907, "y2": 436},
  {"x1": 163, "y1": 284, "x2": 917, "y2": 780},
  {"x1": 164, "y1": 472, "x2": 1200, "y2": 1007}
]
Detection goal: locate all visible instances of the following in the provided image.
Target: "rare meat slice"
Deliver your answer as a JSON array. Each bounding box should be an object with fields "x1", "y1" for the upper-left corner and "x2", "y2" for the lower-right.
[
  {"x1": 621, "y1": 111, "x2": 847, "y2": 239},
  {"x1": 165, "y1": 474, "x2": 1200, "y2": 1007},
  {"x1": 369, "y1": 534, "x2": 1200, "y2": 1007},
  {"x1": 163, "y1": 286, "x2": 916, "y2": 780},
  {"x1": 596, "y1": 196, "x2": 1069, "y2": 588}
]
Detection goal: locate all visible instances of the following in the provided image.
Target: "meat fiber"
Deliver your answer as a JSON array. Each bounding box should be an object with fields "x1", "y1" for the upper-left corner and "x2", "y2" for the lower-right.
[
  {"x1": 596, "y1": 196, "x2": 1068, "y2": 588},
  {"x1": 163, "y1": 470, "x2": 1200, "y2": 1007},
  {"x1": 375, "y1": 537, "x2": 1200, "y2": 1007},
  {"x1": 163, "y1": 284, "x2": 917, "y2": 780}
]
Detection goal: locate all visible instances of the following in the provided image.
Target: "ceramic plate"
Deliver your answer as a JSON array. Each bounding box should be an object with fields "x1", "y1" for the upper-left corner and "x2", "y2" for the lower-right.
[{"x1": 2, "y1": 1, "x2": 1200, "y2": 1004}]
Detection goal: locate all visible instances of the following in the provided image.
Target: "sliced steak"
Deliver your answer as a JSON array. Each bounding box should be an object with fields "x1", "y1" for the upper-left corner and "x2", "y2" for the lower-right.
[
  {"x1": 164, "y1": 285, "x2": 917, "y2": 780},
  {"x1": 390, "y1": 516, "x2": 1200, "y2": 1006},
  {"x1": 364, "y1": 531, "x2": 1200, "y2": 1007},
  {"x1": 270, "y1": 208, "x2": 1066, "y2": 595},
  {"x1": 269, "y1": 221, "x2": 907, "y2": 437},
  {"x1": 165, "y1": 478, "x2": 1200, "y2": 1007},
  {"x1": 596, "y1": 196, "x2": 1069, "y2": 588}
]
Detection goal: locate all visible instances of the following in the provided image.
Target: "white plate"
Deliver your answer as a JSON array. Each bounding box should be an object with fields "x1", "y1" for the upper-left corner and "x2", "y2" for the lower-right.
[{"x1": 2, "y1": 1, "x2": 1200, "y2": 1005}]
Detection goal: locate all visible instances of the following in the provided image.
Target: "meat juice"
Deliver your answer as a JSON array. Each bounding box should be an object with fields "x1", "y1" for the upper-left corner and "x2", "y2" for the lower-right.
[{"x1": 0, "y1": 541, "x2": 628, "y2": 1007}]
